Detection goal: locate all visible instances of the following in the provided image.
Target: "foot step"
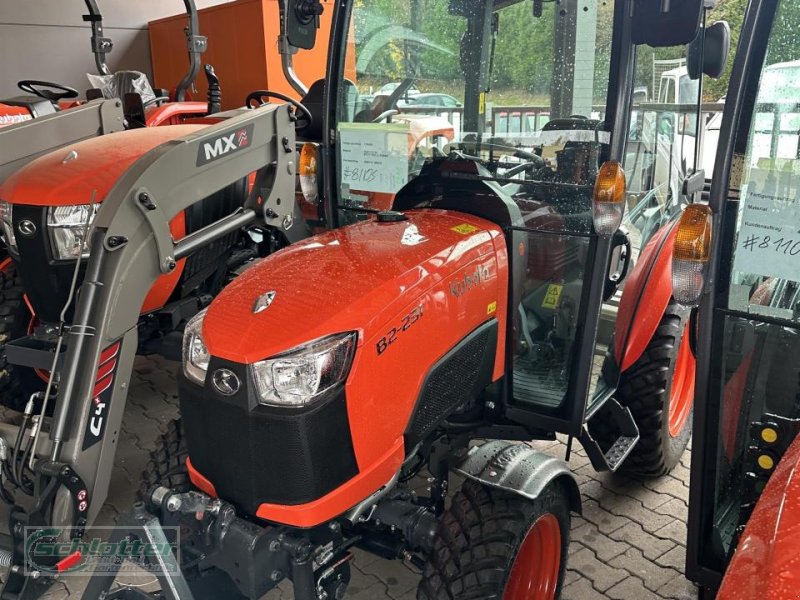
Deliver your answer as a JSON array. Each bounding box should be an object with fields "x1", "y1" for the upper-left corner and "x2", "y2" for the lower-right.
[{"x1": 579, "y1": 398, "x2": 640, "y2": 472}]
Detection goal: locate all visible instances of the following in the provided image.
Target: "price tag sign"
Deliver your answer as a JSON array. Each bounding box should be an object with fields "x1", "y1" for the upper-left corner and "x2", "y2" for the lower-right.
[
  {"x1": 338, "y1": 122, "x2": 410, "y2": 194},
  {"x1": 733, "y1": 160, "x2": 800, "y2": 282}
]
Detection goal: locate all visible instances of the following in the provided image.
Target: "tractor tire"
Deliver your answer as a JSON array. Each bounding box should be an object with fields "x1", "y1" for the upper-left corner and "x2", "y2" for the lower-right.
[
  {"x1": 140, "y1": 419, "x2": 248, "y2": 599},
  {"x1": 0, "y1": 261, "x2": 46, "y2": 412},
  {"x1": 417, "y1": 479, "x2": 570, "y2": 600},
  {"x1": 592, "y1": 299, "x2": 694, "y2": 477},
  {"x1": 139, "y1": 419, "x2": 192, "y2": 501}
]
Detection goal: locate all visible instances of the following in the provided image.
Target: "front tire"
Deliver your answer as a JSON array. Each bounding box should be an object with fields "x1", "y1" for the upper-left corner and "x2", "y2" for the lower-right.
[
  {"x1": 418, "y1": 479, "x2": 570, "y2": 600},
  {"x1": 594, "y1": 299, "x2": 695, "y2": 477}
]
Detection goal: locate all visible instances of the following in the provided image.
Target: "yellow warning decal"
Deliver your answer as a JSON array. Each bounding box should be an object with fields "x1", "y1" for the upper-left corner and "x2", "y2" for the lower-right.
[
  {"x1": 542, "y1": 284, "x2": 563, "y2": 309},
  {"x1": 452, "y1": 223, "x2": 478, "y2": 235},
  {"x1": 479, "y1": 92, "x2": 486, "y2": 115},
  {"x1": 487, "y1": 301, "x2": 497, "y2": 315}
]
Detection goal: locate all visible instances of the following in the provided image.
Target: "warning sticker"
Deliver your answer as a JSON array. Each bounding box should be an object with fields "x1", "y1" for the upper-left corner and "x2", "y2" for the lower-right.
[
  {"x1": 487, "y1": 301, "x2": 497, "y2": 315},
  {"x1": 542, "y1": 284, "x2": 563, "y2": 309},
  {"x1": 452, "y1": 223, "x2": 479, "y2": 235}
]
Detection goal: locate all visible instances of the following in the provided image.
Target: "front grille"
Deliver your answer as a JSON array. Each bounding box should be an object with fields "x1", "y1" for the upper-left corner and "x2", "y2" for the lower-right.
[
  {"x1": 406, "y1": 320, "x2": 497, "y2": 447},
  {"x1": 179, "y1": 358, "x2": 359, "y2": 514}
]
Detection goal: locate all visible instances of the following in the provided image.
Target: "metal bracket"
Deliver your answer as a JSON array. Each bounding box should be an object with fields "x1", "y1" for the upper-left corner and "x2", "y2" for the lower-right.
[
  {"x1": 0, "y1": 99, "x2": 125, "y2": 183},
  {"x1": 79, "y1": 503, "x2": 195, "y2": 600}
]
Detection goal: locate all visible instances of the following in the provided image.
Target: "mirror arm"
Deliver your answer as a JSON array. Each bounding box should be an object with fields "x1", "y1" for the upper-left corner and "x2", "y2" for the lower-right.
[{"x1": 279, "y1": 0, "x2": 309, "y2": 96}]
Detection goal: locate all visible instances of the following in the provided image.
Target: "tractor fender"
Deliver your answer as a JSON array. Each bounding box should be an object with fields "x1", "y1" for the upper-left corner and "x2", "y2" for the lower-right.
[
  {"x1": 614, "y1": 220, "x2": 680, "y2": 372},
  {"x1": 453, "y1": 440, "x2": 581, "y2": 515},
  {"x1": 718, "y1": 435, "x2": 800, "y2": 600}
]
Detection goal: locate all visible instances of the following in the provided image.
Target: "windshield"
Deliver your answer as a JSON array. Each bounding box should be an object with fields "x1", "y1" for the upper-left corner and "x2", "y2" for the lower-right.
[{"x1": 335, "y1": 0, "x2": 615, "y2": 213}]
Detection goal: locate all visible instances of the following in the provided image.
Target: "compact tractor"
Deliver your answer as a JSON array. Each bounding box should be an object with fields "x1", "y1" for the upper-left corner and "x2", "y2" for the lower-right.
[
  {"x1": 682, "y1": 0, "x2": 800, "y2": 598},
  {"x1": 0, "y1": 0, "x2": 214, "y2": 129},
  {"x1": 0, "y1": 0, "x2": 728, "y2": 599}
]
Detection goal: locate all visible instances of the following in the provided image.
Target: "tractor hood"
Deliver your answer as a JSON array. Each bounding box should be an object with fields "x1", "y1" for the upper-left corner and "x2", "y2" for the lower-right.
[
  {"x1": 0, "y1": 125, "x2": 205, "y2": 206},
  {"x1": 203, "y1": 210, "x2": 504, "y2": 364}
]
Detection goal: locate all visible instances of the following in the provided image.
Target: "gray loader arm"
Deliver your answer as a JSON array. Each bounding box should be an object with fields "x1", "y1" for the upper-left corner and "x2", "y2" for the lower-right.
[
  {"x1": 0, "y1": 99, "x2": 124, "y2": 183},
  {"x1": 46, "y1": 104, "x2": 296, "y2": 526}
]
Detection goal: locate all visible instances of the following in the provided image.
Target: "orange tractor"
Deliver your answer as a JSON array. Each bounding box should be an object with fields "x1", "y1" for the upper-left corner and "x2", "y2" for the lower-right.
[{"x1": 0, "y1": 1, "x2": 728, "y2": 599}]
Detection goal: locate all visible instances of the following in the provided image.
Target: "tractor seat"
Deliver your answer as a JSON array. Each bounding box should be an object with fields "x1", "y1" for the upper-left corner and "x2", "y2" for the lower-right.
[{"x1": 87, "y1": 70, "x2": 158, "y2": 105}]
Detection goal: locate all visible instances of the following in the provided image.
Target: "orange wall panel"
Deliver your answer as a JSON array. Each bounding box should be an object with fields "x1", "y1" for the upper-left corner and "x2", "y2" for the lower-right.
[{"x1": 149, "y1": 0, "x2": 333, "y2": 111}]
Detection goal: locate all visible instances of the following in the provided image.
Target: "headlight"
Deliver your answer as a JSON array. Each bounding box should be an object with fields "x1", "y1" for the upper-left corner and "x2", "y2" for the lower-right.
[
  {"x1": 47, "y1": 204, "x2": 99, "y2": 260},
  {"x1": 183, "y1": 309, "x2": 210, "y2": 385},
  {"x1": 251, "y1": 332, "x2": 356, "y2": 407},
  {"x1": 0, "y1": 201, "x2": 17, "y2": 254}
]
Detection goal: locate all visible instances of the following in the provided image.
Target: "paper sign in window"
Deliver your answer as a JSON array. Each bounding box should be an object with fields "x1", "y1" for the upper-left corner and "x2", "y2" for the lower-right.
[
  {"x1": 733, "y1": 159, "x2": 800, "y2": 282},
  {"x1": 338, "y1": 123, "x2": 410, "y2": 195}
]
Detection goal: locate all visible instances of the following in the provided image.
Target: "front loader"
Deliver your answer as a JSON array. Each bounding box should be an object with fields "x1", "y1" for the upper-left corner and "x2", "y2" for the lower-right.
[{"x1": 0, "y1": 1, "x2": 727, "y2": 599}]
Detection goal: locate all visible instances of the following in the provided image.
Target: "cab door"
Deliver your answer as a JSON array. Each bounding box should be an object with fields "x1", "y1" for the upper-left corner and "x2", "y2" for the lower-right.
[{"x1": 687, "y1": 0, "x2": 800, "y2": 594}]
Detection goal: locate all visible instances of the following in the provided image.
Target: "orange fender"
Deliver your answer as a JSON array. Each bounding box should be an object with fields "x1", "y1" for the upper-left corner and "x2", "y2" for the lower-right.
[
  {"x1": 719, "y1": 435, "x2": 800, "y2": 600},
  {"x1": 614, "y1": 221, "x2": 679, "y2": 372}
]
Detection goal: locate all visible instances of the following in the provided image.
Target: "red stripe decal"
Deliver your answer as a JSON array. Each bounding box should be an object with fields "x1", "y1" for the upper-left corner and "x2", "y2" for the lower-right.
[
  {"x1": 95, "y1": 358, "x2": 117, "y2": 382},
  {"x1": 93, "y1": 374, "x2": 114, "y2": 399},
  {"x1": 99, "y1": 342, "x2": 121, "y2": 366}
]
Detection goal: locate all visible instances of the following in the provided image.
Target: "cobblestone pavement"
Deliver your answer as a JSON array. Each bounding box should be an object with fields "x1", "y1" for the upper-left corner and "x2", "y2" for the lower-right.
[{"x1": 26, "y1": 356, "x2": 698, "y2": 599}]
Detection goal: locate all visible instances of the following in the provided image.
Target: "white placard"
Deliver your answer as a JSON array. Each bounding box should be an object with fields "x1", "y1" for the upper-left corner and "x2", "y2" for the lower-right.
[
  {"x1": 338, "y1": 123, "x2": 410, "y2": 195},
  {"x1": 733, "y1": 160, "x2": 800, "y2": 281}
]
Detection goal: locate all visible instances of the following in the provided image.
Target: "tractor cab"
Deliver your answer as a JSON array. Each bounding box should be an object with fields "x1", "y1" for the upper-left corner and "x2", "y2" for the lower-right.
[
  {"x1": 321, "y1": 0, "x2": 725, "y2": 470},
  {"x1": 685, "y1": 1, "x2": 800, "y2": 597}
]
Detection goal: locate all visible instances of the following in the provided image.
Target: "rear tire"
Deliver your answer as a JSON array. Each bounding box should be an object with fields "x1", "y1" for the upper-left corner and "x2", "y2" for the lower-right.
[
  {"x1": 593, "y1": 299, "x2": 694, "y2": 477},
  {"x1": 0, "y1": 261, "x2": 46, "y2": 412},
  {"x1": 417, "y1": 479, "x2": 570, "y2": 600}
]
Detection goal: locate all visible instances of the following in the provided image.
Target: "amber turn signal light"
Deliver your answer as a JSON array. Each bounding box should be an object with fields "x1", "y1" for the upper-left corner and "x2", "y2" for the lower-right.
[
  {"x1": 672, "y1": 204, "x2": 713, "y2": 307},
  {"x1": 298, "y1": 142, "x2": 319, "y2": 204},
  {"x1": 592, "y1": 161, "x2": 626, "y2": 235}
]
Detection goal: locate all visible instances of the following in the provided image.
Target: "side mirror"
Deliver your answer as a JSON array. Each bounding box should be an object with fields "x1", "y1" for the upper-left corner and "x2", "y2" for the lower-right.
[
  {"x1": 687, "y1": 21, "x2": 731, "y2": 80},
  {"x1": 632, "y1": 0, "x2": 704, "y2": 48},
  {"x1": 286, "y1": 0, "x2": 324, "y2": 50}
]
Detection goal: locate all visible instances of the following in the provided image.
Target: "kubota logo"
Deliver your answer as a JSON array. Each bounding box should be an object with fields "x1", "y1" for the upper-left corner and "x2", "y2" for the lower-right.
[{"x1": 196, "y1": 124, "x2": 254, "y2": 166}]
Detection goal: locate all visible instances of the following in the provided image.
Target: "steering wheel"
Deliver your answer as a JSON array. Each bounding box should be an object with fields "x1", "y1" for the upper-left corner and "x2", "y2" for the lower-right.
[
  {"x1": 373, "y1": 109, "x2": 399, "y2": 123},
  {"x1": 245, "y1": 90, "x2": 313, "y2": 128},
  {"x1": 18, "y1": 80, "x2": 79, "y2": 102}
]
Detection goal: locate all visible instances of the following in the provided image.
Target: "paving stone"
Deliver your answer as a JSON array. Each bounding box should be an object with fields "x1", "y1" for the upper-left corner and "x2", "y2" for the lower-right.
[
  {"x1": 609, "y1": 547, "x2": 681, "y2": 592},
  {"x1": 657, "y1": 573, "x2": 700, "y2": 600},
  {"x1": 571, "y1": 522, "x2": 628, "y2": 562},
  {"x1": 606, "y1": 575, "x2": 663, "y2": 600},
  {"x1": 655, "y1": 544, "x2": 687, "y2": 572},
  {"x1": 654, "y1": 497, "x2": 689, "y2": 522},
  {"x1": 608, "y1": 521, "x2": 677, "y2": 561},
  {"x1": 580, "y1": 498, "x2": 630, "y2": 535},
  {"x1": 654, "y1": 519, "x2": 688, "y2": 545},
  {"x1": 568, "y1": 546, "x2": 629, "y2": 592},
  {"x1": 645, "y1": 475, "x2": 690, "y2": 500},
  {"x1": 562, "y1": 576, "x2": 610, "y2": 600}
]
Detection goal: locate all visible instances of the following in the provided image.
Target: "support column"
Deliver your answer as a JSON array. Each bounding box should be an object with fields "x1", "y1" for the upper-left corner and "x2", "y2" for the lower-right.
[{"x1": 551, "y1": 0, "x2": 599, "y2": 119}]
